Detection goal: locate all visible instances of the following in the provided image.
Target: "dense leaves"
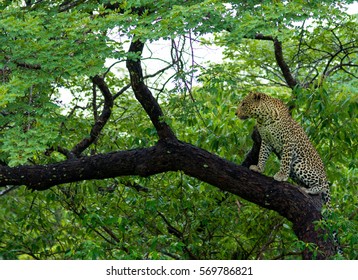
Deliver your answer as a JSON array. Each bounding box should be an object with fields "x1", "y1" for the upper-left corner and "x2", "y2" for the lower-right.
[{"x1": 0, "y1": 0, "x2": 357, "y2": 259}]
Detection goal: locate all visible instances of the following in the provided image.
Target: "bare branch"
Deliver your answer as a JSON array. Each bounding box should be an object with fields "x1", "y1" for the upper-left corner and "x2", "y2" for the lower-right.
[
  {"x1": 113, "y1": 84, "x2": 131, "y2": 100},
  {"x1": 325, "y1": 63, "x2": 358, "y2": 79},
  {"x1": 0, "y1": 185, "x2": 20, "y2": 196},
  {"x1": 71, "y1": 75, "x2": 114, "y2": 156},
  {"x1": 249, "y1": 34, "x2": 298, "y2": 89}
]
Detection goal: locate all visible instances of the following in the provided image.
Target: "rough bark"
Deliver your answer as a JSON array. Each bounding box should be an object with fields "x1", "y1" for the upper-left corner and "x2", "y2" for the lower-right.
[
  {"x1": 126, "y1": 39, "x2": 176, "y2": 140},
  {"x1": 241, "y1": 128, "x2": 261, "y2": 168}
]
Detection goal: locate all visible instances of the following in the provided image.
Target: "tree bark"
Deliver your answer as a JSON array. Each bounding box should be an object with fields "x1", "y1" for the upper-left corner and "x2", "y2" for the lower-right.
[{"x1": 126, "y1": 39, "x2": 176, "y2": 140}]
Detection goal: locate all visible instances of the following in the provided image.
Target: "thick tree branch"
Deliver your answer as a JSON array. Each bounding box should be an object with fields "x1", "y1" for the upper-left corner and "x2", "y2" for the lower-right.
[
  {"x1": 241, "y1": 128, "x2": 261, "y2": 168},
  {"x1": 0, "y1": 139, "x2": 334, "y2": 259},
  {"x1": 126, "y1": 39, "x2": 176, "y2": 140}
]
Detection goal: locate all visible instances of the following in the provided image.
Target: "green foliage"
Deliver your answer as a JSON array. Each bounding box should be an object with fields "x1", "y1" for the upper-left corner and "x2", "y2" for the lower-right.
[{"x1": 0, "y1": 0, "x2": 357, "y2": 260}]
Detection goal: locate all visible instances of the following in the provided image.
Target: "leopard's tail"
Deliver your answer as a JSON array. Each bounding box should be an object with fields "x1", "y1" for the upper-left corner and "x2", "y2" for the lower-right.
[{"x1": 322, "y1": 188, "x2": 343, "y2": 256}]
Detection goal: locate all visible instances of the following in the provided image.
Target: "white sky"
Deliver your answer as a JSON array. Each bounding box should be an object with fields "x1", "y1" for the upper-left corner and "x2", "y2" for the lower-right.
[
  {"x1": 347, "y1": 2, "x2": 358, "y2": 14},
  {"x1": 61, "y1": 2, "x2": 357, "y2": 105}
]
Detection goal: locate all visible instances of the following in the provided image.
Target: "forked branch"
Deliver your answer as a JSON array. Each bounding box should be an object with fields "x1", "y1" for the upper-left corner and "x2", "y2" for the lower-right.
[
  {"x1": 71, "y1": 75, "x2": 114, "y2": 156},
  {"x1": 126, "y1": 38, "x2": 176, "y2": 140}
]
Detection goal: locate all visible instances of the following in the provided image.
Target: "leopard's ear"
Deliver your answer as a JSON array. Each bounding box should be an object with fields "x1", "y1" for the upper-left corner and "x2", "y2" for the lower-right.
[{"x1": 252, "y1": 92, "x2": 261, "y2": 100}]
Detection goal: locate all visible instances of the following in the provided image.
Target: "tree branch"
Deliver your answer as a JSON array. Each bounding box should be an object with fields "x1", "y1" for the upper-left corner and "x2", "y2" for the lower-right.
[
  {"x1": 126, "y1": 38, "x2": 176, "y2": 140},
  {"x1": 250, "y1": 34, "x2": 298, "y2": 89},
  {"x1": 272, "y1": 39, "x2": 298, "y2": 89},
  {"x1": 0, "y1": 139, "x2": 334, "y2": 259},
  {"x1": 15, "y1": 61, "x2": 42, "y2": 70},
  {"x1": 59, "y1": 0, "x2": 85, "y2": 12},
  {"x1": 241, "y1": 128, "x2": 261, "y2": 168},
  {"x1": 71, "y1": 75, "x2": 114, "y2": 156}
]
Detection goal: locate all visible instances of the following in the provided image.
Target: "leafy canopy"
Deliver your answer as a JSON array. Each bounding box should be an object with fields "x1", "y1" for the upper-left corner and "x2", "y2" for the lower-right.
[{"x1": 0, "y1": 0, "x2": 356, "y2": 259}]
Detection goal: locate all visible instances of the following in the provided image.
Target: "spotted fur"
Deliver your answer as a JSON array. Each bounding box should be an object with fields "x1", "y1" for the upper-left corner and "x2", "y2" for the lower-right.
[
  {"x1": 236, "y1": 92, "x2": 330, "y2": 201},
  {"x1": 236, "y1": 92, "x2": 342, "y2": 255}
]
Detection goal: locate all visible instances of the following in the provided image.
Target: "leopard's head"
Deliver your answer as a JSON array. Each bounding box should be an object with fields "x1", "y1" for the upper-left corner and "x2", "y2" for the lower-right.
[
  {"x1": 236, "y1": 92, "x2": 288, "y2": 123},
  {"x1": 235, "y1": 92, "x2": 263, "y2": 120}
]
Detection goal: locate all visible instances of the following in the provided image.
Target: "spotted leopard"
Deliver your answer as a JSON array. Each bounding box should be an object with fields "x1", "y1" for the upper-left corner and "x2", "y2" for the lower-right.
[
  {"x1": 236, "y1": 91, "x2": 330, "y2": 200},
  {"x1": 236, "y1": 92, "x2": 342, "y2": 255}
]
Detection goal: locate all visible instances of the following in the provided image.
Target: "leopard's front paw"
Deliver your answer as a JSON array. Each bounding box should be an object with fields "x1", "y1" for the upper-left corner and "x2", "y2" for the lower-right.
[
  {"x1": 249, "y1": 165, "x2": 262, "y2": 173},
  {"x1": 273, "y1": 172, "x2": 289, "y2": 182}
]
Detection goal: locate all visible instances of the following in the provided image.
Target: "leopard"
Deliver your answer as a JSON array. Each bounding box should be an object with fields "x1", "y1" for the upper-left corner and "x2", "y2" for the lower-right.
[
  {"x1": 236, "y1": 91, "x2": 330, "y2": 198},
  {"x1": 236, "y1": 91, "x2": 342, "y2": 254}
]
